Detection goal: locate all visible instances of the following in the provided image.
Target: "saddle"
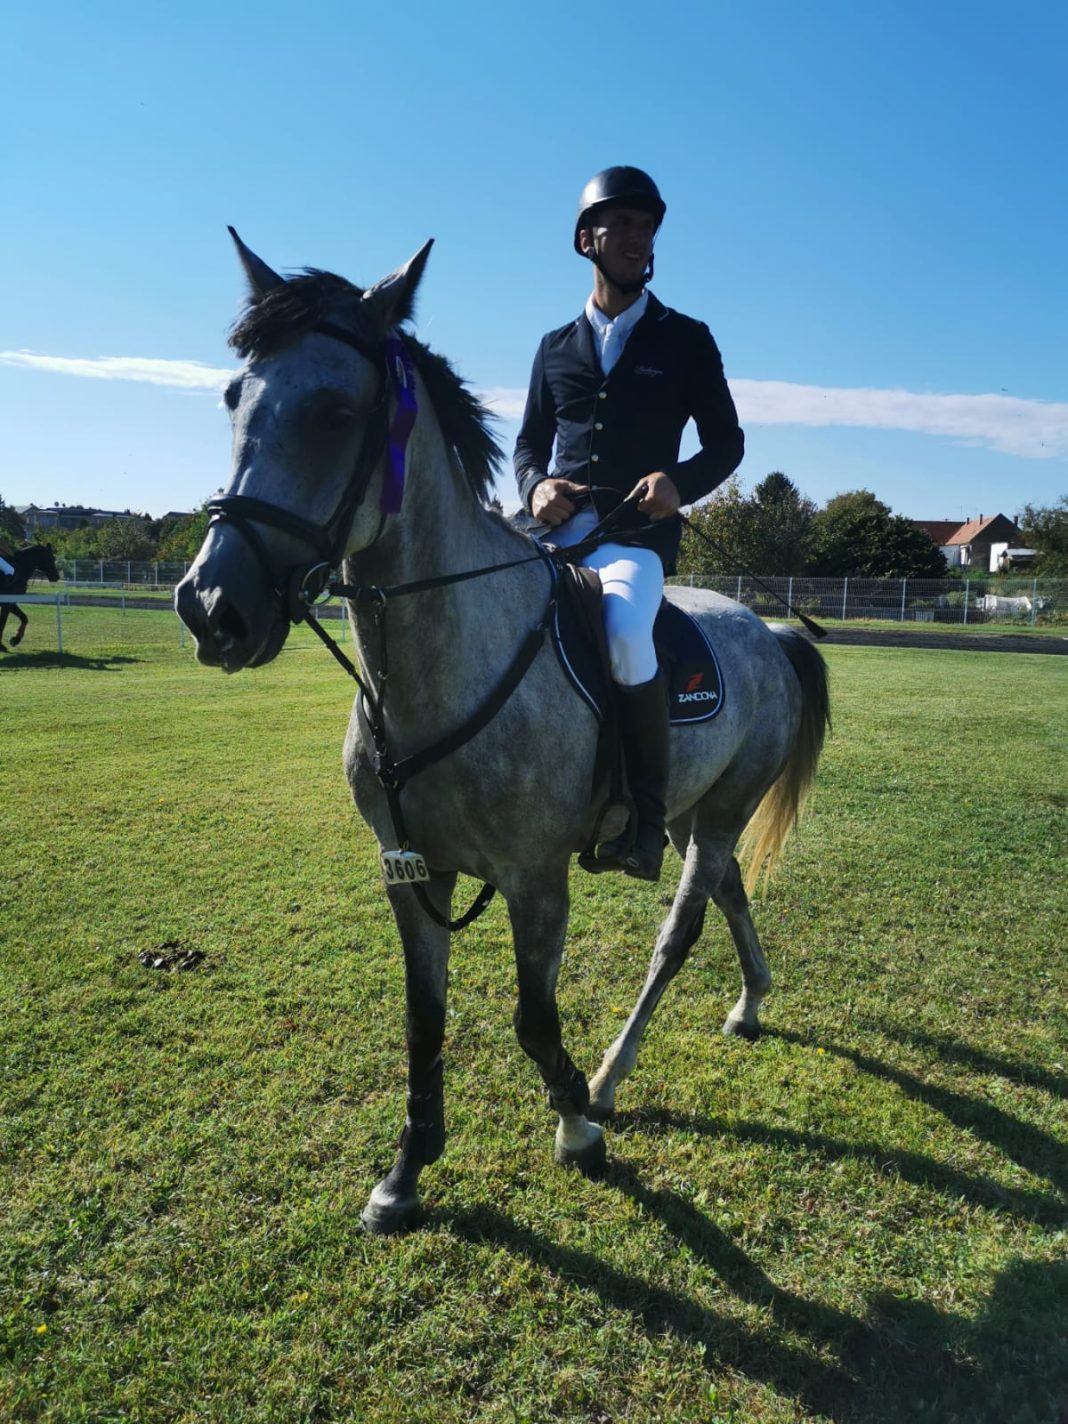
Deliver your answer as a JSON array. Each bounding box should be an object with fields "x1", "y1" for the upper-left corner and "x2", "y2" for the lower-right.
[
  {"x1": 550, "y1": 563, "x2": 725, "y2": 866},
  {"x1": 551, "y1": 565, "x2": 725, "y2": 727}
]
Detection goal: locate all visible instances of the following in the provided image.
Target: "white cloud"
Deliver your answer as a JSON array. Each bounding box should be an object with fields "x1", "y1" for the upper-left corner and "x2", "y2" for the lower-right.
[
  {"x1": 729, "y1": 380, "x2": 1068, "y2": 461},
  {"x1": 4, "y1": 349, "x2": 1065, "y2": 461},
  {"x1": 476, "y1": 387, "x2": 528, "y2": 421},
  {"x1": 0, "y1": 350, "x2": 234, "y2": 391},
  {"x1": 475, "y1": 380, "x2": 1068, "y2": 462}
]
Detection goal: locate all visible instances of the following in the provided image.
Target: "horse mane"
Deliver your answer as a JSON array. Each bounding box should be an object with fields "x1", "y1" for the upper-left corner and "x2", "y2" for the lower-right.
[{"x1": 229, "y1": 270, "x2": 503, "y2": 504}]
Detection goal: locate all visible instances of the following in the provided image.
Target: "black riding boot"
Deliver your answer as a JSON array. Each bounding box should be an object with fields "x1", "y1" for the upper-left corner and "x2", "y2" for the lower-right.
[{"x1": 596, "y1": 672, "x2": 670, "y2": 882}]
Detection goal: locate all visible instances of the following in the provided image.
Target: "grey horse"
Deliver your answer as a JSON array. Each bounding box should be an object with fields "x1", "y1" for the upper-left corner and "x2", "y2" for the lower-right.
[{"x1": 175, "y1": 234, "x2": 830, "y2": 1234}]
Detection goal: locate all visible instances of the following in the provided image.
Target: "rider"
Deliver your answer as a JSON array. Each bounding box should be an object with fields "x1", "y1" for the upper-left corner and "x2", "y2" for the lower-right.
[{"x1": 514, "y1": 165, "x2": 744, "y2": 880}]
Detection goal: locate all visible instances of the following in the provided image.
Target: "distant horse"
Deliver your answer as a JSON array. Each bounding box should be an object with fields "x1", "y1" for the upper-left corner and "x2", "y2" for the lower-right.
[
  {"x1": 0, "y1": 543, "x2": 60, "y2": 651},
  {"x1": 176, "y1": 233, "x2": 830, "y2": 1233}
]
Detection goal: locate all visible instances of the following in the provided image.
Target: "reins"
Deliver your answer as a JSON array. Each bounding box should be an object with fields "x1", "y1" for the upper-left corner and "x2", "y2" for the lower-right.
[{"x1": 304, "y1": 489, "x2": 652, "y2": 933}]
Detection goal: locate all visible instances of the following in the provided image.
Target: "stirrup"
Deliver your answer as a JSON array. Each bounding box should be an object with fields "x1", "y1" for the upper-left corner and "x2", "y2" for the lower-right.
[{"x1": 597, "y1": 825, "x2": 665, "y2": 882}]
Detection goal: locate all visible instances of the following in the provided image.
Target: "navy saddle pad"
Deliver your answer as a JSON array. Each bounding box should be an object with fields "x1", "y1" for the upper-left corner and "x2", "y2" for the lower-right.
[{"x1": 552, "y1": 583, "x2": 725, "y2": 726}]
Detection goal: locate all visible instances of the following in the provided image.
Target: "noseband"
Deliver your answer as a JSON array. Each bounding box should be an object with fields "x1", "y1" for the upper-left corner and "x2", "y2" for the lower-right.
[{"x1": 208, "y1": 325, "x2": 417, "y2": 622}]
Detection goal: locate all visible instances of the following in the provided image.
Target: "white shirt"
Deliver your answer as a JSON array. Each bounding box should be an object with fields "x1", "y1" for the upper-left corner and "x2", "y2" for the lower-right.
[{"x1": 584, "y1": 290, "x2": 649, "y2": 376}]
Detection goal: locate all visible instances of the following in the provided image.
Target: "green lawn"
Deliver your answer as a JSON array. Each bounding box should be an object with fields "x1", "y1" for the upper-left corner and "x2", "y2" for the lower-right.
[{"x1": 1, "y1": 607, "x2": 1066, "y2": 1422}]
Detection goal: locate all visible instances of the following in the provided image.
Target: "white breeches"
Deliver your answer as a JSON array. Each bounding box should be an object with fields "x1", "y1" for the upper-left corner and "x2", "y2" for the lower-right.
[{"x1": 551, "y1": 509, "x2": 663, "y2": 687}]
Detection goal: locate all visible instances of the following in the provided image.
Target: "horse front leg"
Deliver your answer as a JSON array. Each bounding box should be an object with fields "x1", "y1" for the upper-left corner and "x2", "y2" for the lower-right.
[
  {"x1": 505, "y1": 870, "x2": 606, "y2": 1177},
  {"x1": 360, "y1": 871, "x2": 456, "y2": 1235}
]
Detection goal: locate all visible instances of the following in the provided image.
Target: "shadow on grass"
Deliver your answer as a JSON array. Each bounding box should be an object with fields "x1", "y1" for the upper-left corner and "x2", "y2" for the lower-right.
[
  {"x1": 870, "y1": 1021, "x2": 1068, "y2": 1100},
  {"x1": 0, "y1": 650, "x2": 141, "y2": 671},
  {"x1": 441, "y1": 1183, "x2": 1067, "y2": 1422},
  {"x1": 767, "y1": 1027, "x2": 1067, "y2": 1202}
]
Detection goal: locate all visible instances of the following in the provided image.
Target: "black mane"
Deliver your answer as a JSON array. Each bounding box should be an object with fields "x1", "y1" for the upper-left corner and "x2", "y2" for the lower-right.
[{"x1": 229, "y1": 270, "x2": 503, "y2": 503}]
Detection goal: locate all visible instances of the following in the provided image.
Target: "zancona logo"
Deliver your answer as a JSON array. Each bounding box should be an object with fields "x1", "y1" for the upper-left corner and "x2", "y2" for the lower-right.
[{"x1": 679, "y1": 689, "x2": 718, "y2": 703}]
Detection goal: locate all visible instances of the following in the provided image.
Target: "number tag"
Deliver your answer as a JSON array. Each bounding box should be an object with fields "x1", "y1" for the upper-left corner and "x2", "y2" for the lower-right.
[{"x1": 380, "y1": 850, "x2": 431, "y2": 886}]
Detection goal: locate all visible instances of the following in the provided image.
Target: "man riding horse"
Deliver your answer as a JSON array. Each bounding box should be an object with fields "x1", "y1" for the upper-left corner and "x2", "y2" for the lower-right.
[{"x1": 514, "y1": 166, "x2": 745, "y2": 881}]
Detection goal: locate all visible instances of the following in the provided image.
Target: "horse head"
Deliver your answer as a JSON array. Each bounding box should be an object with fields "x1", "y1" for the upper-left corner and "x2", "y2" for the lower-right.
[
  {"x1": 176, "y1": 230, "x2": 433, "y2": 672},
  {"x1": 37, "y1": 544, "x2": 60, "y2": 582}
]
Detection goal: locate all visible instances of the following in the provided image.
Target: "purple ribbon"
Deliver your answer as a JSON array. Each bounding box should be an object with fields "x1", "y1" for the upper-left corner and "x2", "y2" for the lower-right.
[{"x1": 382, "y1": 336, "x2": 417, "y2": 514}]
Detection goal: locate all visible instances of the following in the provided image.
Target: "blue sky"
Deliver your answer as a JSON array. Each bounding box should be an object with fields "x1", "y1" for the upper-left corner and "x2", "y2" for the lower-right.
[{"x1": 3, "y1": 0, "x2": 1065, "y2": 523}]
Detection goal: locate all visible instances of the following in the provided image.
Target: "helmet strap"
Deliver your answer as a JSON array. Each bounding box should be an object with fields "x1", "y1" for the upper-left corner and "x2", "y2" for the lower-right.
[{"x1": 586, "y1": 242, "x2": 655, "y2": 296}]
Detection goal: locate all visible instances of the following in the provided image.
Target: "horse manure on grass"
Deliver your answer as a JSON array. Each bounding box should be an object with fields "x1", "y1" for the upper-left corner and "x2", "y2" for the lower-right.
[{"x1": 138, "y1": 941, "x2": 206, "y2": 973}]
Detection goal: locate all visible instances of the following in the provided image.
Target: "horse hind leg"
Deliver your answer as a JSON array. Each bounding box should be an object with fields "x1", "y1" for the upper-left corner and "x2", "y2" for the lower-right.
[
  {"x1": 8, "y1": 606, "x2": 27, "y2": 647},
  {"x1": 716, "y1": 853, "x2": 772, "y2": 1040},
  {"x1": 588, "y1": 814, "x2": 713, "y2": 1119}
]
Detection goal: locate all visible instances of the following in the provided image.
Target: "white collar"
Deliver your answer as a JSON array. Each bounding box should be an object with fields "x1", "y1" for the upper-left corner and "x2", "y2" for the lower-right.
[{"x1": 585, "y1": 289, "x2": 649, "y2": 335}]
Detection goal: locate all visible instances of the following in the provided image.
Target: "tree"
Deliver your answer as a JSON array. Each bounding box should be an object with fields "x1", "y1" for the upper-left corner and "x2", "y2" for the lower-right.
[
  {"x1": 92, "y1": 519, "x2": 156, "y2": 562},
  {"x1": 808, "y1": 490, "x2": 946, "y2": 577},
  {"x1": 156, "y1": 508, "x2": 211, "y2": 561},
  {"x1": 679, "y1": 472, "x2": 818, "y2": 577},
  {"x1": 750, "y1": 472, "x2": 816, "y2": 574},
  {"x1": 677, "y1": 476, "x2": 763, "y2": 577},
  {"x1": 0, "y1": 495, "x2": 26, "y2": 546},
  {"x1": 1018, "y1": 495, "x2": 1068, "y2": 575}
]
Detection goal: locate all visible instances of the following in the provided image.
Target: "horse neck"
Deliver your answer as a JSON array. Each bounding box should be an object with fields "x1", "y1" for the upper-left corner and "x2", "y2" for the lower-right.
[{"x1": 348, "y1": 412, "x2": 549, "y2": 732}]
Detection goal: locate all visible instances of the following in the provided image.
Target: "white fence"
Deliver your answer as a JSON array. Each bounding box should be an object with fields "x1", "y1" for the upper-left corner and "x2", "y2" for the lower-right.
[{"x1": 0, "y1": 591, "x2": 65, "y2": 651}]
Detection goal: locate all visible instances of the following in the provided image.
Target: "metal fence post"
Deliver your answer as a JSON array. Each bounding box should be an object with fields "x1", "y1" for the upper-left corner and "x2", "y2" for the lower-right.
[
  {"x1": 99, "y1": 559, "x2": 104, "y2": 583},
  {"x1": 1032, "y1": 577, "x2": 1038, "y2": 626},
  {"x1": 787, "y1": 576, "x2": 793, "y2": 620},
  {"x1": 736, "y1": 575, "x2": 742, "y2": 601},
  {"x1": 55, "y1": 593, "x2": 63, "y2": 654},
  {"x1": 963, "y1": 580, "x2": 969, "y2": 626},
  {"x1": 841, "y1": 578, "x2": 848, "y2": 621},
  {"x1": 900, "y1": 578, "x2": 907, "y2": 621}
]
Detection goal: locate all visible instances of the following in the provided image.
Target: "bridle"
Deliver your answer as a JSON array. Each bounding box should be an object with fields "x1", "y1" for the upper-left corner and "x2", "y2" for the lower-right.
[{"x1": 207, "y1": 323, "x2": 417, "y2": 625}]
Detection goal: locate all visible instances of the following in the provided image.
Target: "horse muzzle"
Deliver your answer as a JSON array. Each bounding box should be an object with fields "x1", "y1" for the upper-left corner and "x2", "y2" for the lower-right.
[{"x1": 175, "y1": 525, "x2": 290, "y2": 672}]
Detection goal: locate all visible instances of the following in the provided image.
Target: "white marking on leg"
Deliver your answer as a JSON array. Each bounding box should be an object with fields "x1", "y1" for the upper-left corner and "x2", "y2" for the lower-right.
[{"x1": 555, "y1": 1115, "x2": 604, "y2": 1155}]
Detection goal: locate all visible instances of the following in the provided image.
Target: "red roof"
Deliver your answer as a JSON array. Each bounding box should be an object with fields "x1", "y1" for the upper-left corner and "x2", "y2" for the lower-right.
[
  {"x1": 913, "y1": 520, "x2": 963, "y2": 545},
  {"x1": 946, "y1": 514, "x2": 1020, "y2": 546}
]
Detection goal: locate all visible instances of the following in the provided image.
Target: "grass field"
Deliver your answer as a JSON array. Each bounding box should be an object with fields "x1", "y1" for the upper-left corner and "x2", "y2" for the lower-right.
[{"x1": 1, "y1": 606, "x2": 1066, "y2": 1423}]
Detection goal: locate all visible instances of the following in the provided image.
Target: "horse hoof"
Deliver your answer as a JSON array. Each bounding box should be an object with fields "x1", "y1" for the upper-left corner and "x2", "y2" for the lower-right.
[
  {"x1": 554, "y1": 1128, "x2": 607, "y2": 1179},
  {"x1": 722, "y1": 1016, "x2": 761, "y2": 1041},
  {"x1": 360, "y1": 1184, "x2": 422, "y2": 1236}
]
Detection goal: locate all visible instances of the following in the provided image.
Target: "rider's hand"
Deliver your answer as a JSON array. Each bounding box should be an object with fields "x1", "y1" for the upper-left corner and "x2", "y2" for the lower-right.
[
  {"x1": 531, "y1": 478, "x2": 588, "y2": 528},
  {"x1": 630, "y1": 471, "x2": 681, "y2": 521}
]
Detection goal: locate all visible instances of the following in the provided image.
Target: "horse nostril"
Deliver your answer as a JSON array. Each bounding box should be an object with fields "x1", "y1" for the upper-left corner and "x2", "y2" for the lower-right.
[{"x1": 217, "y1": 604, "x2": 249, "y2": 643}]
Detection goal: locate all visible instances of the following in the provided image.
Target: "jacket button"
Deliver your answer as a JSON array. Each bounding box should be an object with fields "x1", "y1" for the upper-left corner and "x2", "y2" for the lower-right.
[
  {"x1": 590, "y1": 454, "x2": 600, "y2": 463},
  {"x1": 598, "y1": 390, "x2": 607, "y2": 400},
  {"x1": 594, "y1": 422, "x2": 604, "y2": 431}
]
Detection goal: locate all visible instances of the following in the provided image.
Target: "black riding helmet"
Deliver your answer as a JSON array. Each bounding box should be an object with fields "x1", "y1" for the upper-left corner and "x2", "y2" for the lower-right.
[
  {"x1": 573, "y1": 166, "x2": 666, "y2": 253},
  {"x1": 573, "y1": 166, "x2": 665, "y2": 293}
]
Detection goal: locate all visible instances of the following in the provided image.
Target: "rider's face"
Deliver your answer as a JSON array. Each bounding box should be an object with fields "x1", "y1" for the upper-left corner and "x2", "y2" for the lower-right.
[{"x1": 580, "y1": 206, "x2": 658, "y2": 285}]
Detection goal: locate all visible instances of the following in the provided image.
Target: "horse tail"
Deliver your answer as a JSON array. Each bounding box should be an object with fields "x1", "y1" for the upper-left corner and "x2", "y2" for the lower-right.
[{"x1": 740, "y1": 627, "x2": 831, "y2": 894}]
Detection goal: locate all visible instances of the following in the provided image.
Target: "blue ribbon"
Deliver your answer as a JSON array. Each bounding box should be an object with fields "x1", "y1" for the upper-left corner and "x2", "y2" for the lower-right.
[{"x1": 382, "y1": 337, "x2": 417, "y2": 514}]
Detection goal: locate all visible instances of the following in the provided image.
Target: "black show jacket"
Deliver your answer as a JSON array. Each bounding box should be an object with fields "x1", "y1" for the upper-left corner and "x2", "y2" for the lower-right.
[{"x1": 513, "y1": 292, "x2": 744, "y2": 573}]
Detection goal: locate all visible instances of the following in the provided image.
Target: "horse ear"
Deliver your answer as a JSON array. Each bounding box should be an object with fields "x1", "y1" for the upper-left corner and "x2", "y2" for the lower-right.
[
  {"x1": 361, "y1": 239, "x2": 434, "y2": 333},
  {"x1": 228, "y1": 226, "x2": 285, "y2": 297}
]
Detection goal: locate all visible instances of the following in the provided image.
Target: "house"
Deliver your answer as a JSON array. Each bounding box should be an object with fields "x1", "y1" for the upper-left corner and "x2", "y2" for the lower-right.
[
  {"x1": 16, "y1": 504, "x2": 150, "y2": 533},
  {"x1": 912, "y1": 514, "x2": 1023, "y2": 572}
]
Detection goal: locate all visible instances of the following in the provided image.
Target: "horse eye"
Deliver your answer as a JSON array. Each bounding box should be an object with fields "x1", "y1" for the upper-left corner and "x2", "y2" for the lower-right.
[
  {"x1": 223, "y1": 380, "x2": 242, "y2": 412},
  {"x1": 321, "y1": 402, "x2": 358, "y2": 430}
]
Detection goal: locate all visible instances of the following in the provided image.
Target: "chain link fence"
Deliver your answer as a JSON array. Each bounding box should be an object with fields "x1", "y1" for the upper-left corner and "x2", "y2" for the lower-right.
[
  {"x1": 35, "y1": 559, "x2": 1068, "y2": 627},
  {"x1": 668, "y1": 574, "x2": 1067, "y2": 626}
]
